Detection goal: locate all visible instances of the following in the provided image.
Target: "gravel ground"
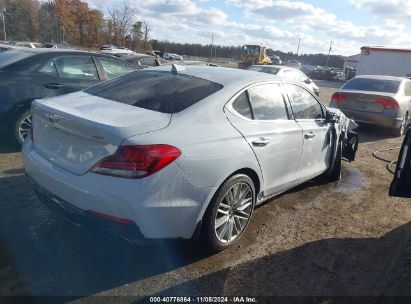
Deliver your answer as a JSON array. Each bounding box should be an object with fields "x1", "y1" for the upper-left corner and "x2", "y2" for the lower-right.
[{"x1": 1, "y1": 81, "x2": 411, "y2": 302}]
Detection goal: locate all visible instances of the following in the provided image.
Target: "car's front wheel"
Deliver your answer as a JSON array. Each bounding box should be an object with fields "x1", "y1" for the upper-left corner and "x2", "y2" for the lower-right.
[
  {"x1": 202, "y1": 174, "x2": 255, "y2": 252},
  {"x1": 14, "y1": 110, "x2": 32, "y2": 145}
]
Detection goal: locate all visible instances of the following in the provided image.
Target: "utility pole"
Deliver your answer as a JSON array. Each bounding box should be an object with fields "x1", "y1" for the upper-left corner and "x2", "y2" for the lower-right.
[
  {"x1": 326, "y1": 40, "x2": 333, "y2": 67},
  {"x1": 296, "y1": 37, "x2": 300, "y2": 56},
  {"x1": 210, "y1": 33, "x2": 213, "y2": 59},
  {"x1": 1, "y1": 5, "x2": 6, "y2": 41}
]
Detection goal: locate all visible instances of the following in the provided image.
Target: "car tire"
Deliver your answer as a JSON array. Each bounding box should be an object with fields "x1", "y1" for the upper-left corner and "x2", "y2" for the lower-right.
[
  {"x1": 392, "y1": 113, "x2": 408, "y2": 137},
  {"x1": 325, "y1": 141, "x2": 342, "y2": 182},
  {"x1": 201, "y1": 174, "x2": 255, "y2": 252},
  {"x1": 14, "y1": 109, "x2": 32, "y2": 146}
]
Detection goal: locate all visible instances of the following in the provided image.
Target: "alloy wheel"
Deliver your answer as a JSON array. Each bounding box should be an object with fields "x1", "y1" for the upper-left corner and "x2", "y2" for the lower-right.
[
  {"x1": 214, "y1": 182, "x2": 253, "y2": 244},
  {"x1": 17, "y1": 113, "x2": 32, "y2": 143}
]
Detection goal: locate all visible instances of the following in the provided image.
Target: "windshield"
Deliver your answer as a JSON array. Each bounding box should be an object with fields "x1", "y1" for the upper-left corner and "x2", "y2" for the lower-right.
[
  {"x1": 342, "y1": 78, "x2": 400, "y2": 93},
  {"x1": 247, "y1": 66, "x2": 280, "y2": 75},
  {"x1": 85, "y1": 70, "x2": 223, "y2": 113},
  {"x1": 0, "y1": 50, "x2": 34, "y2": 69}
]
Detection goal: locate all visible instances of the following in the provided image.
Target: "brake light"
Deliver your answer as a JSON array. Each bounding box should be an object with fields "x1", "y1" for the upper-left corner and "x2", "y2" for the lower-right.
[
  {"x1": 375, "y1": 98, "x2": 399, "y2": 110},
  {"x1": 331, "y1": 93, "x2": 347, "y2": 104},
  {"x1": 90, "y1": 145, "x2": 181, "y2": 179}
]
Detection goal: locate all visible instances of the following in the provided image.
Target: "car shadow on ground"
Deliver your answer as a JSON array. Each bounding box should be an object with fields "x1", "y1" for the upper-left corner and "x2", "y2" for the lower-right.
[
  {"x1": 149, "y1": 220, "x2": 411, "y2": 300},
  {"x1": 0, "y1": 174, "x2": 209, "y2": 300},
  {"x1": 356, "y1": 124, "x2": 398, "y2": 144}
]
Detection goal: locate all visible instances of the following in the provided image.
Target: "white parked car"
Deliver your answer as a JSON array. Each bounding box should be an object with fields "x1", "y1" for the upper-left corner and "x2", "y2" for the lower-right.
[
  {"x1": 23, "y1": 65, "x2": 358, "y2": 251},
  {"x1": 163, "y1": 52, "x2": 183, "y2": 61},
  {"x1": 14, "y1": 42, "x2": 42, "y2": 48},
  {"x1": 247, "y1": 65, "x2": 320, "y2": 96}
]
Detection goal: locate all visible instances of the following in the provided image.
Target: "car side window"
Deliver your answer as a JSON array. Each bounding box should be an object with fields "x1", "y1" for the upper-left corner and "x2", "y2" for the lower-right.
[
  {"x1": 232, "y1": 91, "x2": 253, "y2": 119},
  {"x1": 138, "y1": 57, "x2": 157, "y2": 67},
  {"x1": 54, "y1": 56, "x2": 99, "y2": 80},
  {"x1": 38, "y1": 60, "x2": 58, "y2": 77},
  {"x1": 286, "y1": 84, "x2": 324, "y2": 120},
  {"x1": 99, "y1": 58, "x2": 135, "y2": 80},
  {"x1": 248, "y1": 83, "x2": 289, "y2": 120}
]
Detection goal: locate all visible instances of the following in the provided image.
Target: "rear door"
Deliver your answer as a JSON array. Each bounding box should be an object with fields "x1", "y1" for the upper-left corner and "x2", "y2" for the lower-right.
[
  {"x1": 225, "y1": 83, "x2": 304, "y2": 196},
  {"x1": 36, "y1": 55, "x2": 101, "y2": 97},
  {"x1": 285, "y1": 83, "x2": 332, "y2": 181}
]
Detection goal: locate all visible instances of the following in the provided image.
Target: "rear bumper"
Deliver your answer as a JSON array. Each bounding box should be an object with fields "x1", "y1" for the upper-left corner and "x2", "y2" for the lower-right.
[
  {"x1": 330, "y1": 105, "x2": 401, "y2": 129},
  {"x1": 28, "y1": 175, "x2": 146, "y2": 242},
  {"x1": 22, "y1": 139, "x2": 217, "y2": 239}
]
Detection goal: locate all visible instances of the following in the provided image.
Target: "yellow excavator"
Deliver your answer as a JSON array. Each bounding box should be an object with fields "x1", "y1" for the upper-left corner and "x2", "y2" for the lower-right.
[{"x1": 238, "y1": 44, "x2": 271, "y2": 69}]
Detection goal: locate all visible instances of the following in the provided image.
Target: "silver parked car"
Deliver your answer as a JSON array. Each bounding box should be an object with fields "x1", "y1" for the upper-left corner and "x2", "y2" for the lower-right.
[
  {"x1": 247, "y1": 65, "x2": 320, "y2": 96},
  {"x1": 330, "y1": 75, "x2": 411, "y2": 136},
  {"x1": 23, "y1": 65, "x2": 358, "y2": 251}
]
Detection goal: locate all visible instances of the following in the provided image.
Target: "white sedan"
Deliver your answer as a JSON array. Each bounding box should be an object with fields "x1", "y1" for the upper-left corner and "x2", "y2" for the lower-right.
[{"x1": 23, "y1": 65, "x2": 358, "y2": 251}]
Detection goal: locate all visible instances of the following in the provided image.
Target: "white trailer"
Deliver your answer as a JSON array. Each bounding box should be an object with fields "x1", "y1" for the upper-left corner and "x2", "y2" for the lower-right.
[{"x1": 356, "y1": 46, "x2": 411, "y2": 77}]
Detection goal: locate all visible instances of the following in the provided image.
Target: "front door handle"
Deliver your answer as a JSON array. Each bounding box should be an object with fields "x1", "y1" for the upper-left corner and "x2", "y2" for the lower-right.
[
  {"x1": 44, "y1": 83, "x2": 63, "y2": 89},
  {"x1": 304, "y1": 132, "x2": 316, "y2": 139},
  {"x1": 252, "y1": 137, "x2": 270, "y2": 147}
]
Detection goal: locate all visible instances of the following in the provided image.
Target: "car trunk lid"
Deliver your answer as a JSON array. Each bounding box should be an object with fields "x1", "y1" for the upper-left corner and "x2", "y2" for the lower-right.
[
  {"x1": 31, "y1": 91, "x2": 171, "y2": 175},
  {"x1": 335, "y1": 90, "x2": 398, "y2": 113}
]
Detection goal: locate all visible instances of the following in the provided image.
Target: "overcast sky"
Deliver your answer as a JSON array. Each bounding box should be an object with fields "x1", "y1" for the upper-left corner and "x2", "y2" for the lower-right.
[{"x1": 83, "y1": 0, "x2": 411, "y2": 56}]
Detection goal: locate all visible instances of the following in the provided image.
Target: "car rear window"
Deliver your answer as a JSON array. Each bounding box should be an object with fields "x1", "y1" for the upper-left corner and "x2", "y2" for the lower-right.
[
  {"x1": 342, "y1": 78, "x2": 400, "y2": 93},
  {"x1": 84, "y1": 70, "x2": 223, "y2": 113},
  {"x1": 0, "y1": 50, "x2": 34, "y2": 69}
]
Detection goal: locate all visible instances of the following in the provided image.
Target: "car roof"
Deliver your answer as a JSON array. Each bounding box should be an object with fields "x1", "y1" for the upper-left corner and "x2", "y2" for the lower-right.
[
  {"x1": 5, "y1": 48, "x2": 88, "y2": 54},
  {"x1": 153, "y1": 65, "x2": 282, "y2": 88},
  {"x1": 354, "y1": 75, "x2": 406, "y2": 81},
  {"x1": 2, "y1": 48, "x2": 134, "y2": 64}
]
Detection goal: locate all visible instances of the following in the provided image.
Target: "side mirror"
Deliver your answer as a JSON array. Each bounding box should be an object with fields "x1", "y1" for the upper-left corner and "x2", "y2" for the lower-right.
[
  {"x1": 390, "y1": 130, "x2": 411, "y2": 198},
  {"x1": 325, "y1": 110, "x2": 340, "y2": 123},
  {"x1": 304, "y1": 78, "x2": 312, "y2": 84}
]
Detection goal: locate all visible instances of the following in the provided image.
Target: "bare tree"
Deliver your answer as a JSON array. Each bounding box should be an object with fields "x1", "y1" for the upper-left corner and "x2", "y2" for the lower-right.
[
  {"x1": 107, "y1": 4, "x2": 136, "y2": 47},
  {"x1": 143, "y1": 21, "x2": 151, "y2": 50}
]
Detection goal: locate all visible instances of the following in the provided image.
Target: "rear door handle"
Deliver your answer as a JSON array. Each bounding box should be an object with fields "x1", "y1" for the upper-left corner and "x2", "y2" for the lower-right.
[
  {"x1": 304, "y1": 132, "x2": 316, "y2": 139},
  {"x1": 252, "y1": 137, "x2": 270, "y2": 147},
  {"x1": 44, "y1": 83, "x2": 63, "y2": 89}
]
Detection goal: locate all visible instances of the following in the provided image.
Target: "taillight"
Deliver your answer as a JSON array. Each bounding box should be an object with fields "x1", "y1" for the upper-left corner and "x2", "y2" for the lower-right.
[
  {"x1": 331, "y1": 92, "x2": 347, "y2": 105},
  {"x1": 90, "y1": 145, "x2": 181, "y2": 179},
  {"x1": 375, "y1": 98, "x2": 399, "y2": 110}
]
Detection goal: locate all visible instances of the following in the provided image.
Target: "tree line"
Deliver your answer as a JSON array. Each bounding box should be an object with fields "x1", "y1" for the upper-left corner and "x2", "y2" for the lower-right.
[
  {"x1": 0, "y1": 0, "x2": 149, "y2": 50},
  {"x1": 0, "y1": 0, "x2": 345, "y2": 67}
]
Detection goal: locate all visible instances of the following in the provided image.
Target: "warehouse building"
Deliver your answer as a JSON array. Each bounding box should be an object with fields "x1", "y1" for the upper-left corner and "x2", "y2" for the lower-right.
[{"x1": 356, "y1": 46, "x2": 411, "y2": 77}]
